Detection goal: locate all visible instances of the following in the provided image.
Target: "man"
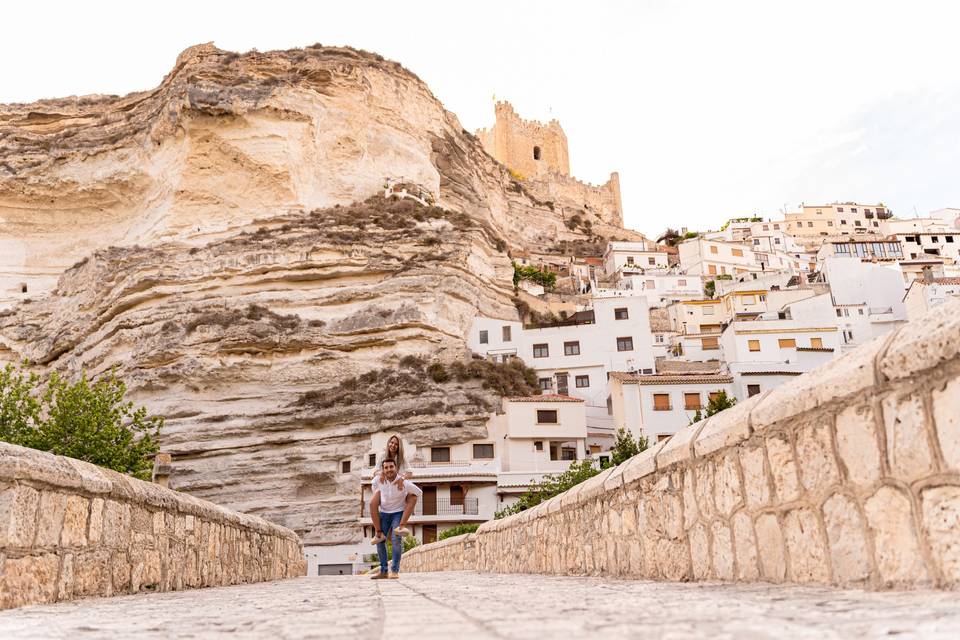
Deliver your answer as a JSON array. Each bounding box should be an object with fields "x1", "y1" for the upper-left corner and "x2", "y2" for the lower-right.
[{"x1": 369, "y1": 458, "x2": 421, "y2": 579}]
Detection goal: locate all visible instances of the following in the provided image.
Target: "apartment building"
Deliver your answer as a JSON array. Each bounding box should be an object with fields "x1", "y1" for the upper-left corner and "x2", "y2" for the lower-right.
[
  {"x1": 488, "y1": 395, "x2": 588, "y2": 511},
  {"x1": 678, "y1": 237, "x2": 764, "y2": 278},
  {"x1": 816, "y1": 236, "x2": 904, "y2": 262},
  {"x1": 785, "y1": 202, "x2": 891, "y2": 239},
  {"x1": 608, "y1": 362, "x2": 734, "y2": 442},
  {"x1": 892, "y1": 231, "x2": 960, "y2": 262},
  {"x1": 603, "y1": 241, "x2": 669, "y2": 277},
  {"x1": 615, "y1": 272, "x2": 703, "y2": 307},
  {"x1": 648, "y1": 307, "x2": 677, "y2": 361}
]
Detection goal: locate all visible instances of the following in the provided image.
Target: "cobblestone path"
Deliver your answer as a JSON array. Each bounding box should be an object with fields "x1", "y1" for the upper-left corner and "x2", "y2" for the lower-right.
[{"x1": 2, "y1": 571, "x2": 959, "y2": 639}]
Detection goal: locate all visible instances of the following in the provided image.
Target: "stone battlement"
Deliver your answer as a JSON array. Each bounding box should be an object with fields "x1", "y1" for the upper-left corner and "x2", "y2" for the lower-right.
[
  {"x1": 0, "y1": 443, "x2": 305, "y2": 609},
  {"x1": 404, "y1": 299, "x2": 960, "y2": 589}
]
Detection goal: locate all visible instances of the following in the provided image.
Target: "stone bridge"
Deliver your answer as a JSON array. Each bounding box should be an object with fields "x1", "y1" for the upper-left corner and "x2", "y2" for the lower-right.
[{"x1": 3, "y1": 300, "x2": 960, "y2": 638}]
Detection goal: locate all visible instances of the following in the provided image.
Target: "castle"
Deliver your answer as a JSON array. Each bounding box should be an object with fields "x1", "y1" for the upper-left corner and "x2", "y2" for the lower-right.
[{"x1": 476, "y1": 101, "x2": 624, "y2": 228}]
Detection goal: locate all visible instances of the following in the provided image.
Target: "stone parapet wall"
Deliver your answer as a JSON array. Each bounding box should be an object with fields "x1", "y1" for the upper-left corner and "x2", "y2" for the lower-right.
[
  {"x1": 404, "y1": 300, "x2": 960, "y2": 589},
  {"x1": 0, "y1": 443, "x2": 305, "y2": 609}
]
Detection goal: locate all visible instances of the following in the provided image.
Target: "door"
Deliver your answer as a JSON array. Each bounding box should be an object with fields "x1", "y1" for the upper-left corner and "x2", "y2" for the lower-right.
[
  {"x1": 423, "y1": 525, "x2": 437, "y2": 544},
  {"x1": 422, "y1": 486, "x2": 437, "y2": 516},
  {"x1": 556, "y1": 373, "x2": 569, "y2": 396}
]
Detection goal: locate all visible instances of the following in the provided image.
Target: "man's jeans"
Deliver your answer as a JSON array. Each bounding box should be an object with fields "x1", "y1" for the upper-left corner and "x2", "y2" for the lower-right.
[{"x1": 376, "y1": 510, "x2": 405, "y2": 574}]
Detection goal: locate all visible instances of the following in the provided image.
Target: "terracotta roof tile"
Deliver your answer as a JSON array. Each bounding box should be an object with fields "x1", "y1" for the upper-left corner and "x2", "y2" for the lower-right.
[
  {"x1": 738, "y1": 371, "x2": 803, "y2": 376},
  {"x1": 610, "y1": 372, "x2": 733, "y2": 385},
  {"x1": 796, "y1": 347, "x2": 835, "y2": 352},
  {"x1": 506, "y1": 394, "x2": 584, "y2": 403}
]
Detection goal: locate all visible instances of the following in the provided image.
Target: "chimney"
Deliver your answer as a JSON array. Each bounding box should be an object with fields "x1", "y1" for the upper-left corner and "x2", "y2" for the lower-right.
[{"x1": 152, "y1": 452, "x2": 172, "y2": 488}]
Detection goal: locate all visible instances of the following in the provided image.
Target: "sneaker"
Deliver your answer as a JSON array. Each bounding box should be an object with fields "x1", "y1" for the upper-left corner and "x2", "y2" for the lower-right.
[
  {"x1": 394, "y1": 525, "x2": 410, "y2": 536},
  {"x1": 371, "y1": 532, "x2": 386, "y2": 545},
  {"x1": 388, "y1": 572, "x2": 400, "y2": 579},
  {"x1": 370, "y1": 572, "x2": 388, "y2": 580}
]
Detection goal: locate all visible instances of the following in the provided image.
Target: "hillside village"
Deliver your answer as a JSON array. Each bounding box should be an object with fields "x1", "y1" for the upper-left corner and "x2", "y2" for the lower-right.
[{"x1": 315, "y1": 102, "x2": 960, "y2": 573}]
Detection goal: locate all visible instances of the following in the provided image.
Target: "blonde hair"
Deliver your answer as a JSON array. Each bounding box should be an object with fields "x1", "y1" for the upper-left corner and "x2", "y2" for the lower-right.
[{"x1": 382, "y1": 435, "x2": 407, "y2": 472}]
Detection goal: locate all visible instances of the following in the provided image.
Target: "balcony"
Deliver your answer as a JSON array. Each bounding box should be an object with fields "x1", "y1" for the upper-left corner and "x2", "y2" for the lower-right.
[{"x1": 362, "y1": 497, "x2": 479, "y2": 517}]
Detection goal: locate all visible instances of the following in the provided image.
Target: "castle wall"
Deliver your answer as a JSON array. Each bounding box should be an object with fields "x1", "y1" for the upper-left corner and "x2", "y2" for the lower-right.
[
  {"x1": 527, "y1": 170, "x2": 623, "y2": 229},
  {"x1": 476, "y1": 101, "x2": 570, "y2": 180},
  {"x1": 403, "y1": 298, "x2": 960, "y2": 590}
]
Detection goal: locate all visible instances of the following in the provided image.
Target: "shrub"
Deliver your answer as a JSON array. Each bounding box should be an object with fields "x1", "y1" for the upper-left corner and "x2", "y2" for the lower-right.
[
  {"x1": 513, "y1": 262, "x2": 557, "y2": 290},
  {"x1": 426, "y1": 362, "x2": 450, "y2": 383},
  {"x1": 0, "y1": 363, "x2": 162, "y2": 480},
  {"x1": 495, "y1": 459, "x2": 600, "y2": 519},
  {"x1": 438, "y1": 523, "x2": 480, "y2": 541}
]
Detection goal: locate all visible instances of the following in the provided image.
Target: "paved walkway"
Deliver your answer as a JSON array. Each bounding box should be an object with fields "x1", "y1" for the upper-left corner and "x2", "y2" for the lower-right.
[{"x1": 2, "y1": 572, "x2": 959, "y2": 639}]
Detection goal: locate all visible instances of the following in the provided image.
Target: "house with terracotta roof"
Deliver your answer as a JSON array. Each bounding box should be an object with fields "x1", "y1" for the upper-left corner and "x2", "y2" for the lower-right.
[
  {"x1": 903, "y1": 275, "x2": 960, "y2": 322},
  {"x1": 608, "y1": 362, "x2": 734, "y2": 442}
]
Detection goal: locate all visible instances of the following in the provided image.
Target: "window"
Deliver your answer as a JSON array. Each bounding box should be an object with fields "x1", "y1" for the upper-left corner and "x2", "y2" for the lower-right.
[
  {"x1": 708, "y1": 264, "x2": 717, "y2": 275},
  {"x1": 645, "y1": 279, "x2": 656, "y2": 289},
  {"x1": 473, "y1": 444, "x2": 494, "y2": 459},
  {"x1": 550, "y1": 442, "x2": 578, "y2": 461},
  {"x1": 703, "y1": 305, "x2": 715, "y2": 315},
  {"x1": 810, "y1": 337, "x2": 823, "y2": 348},
  {"x1": 748, "y1": 339, "x2": 761, "y2": 352},
  {"x1": 648, "y1": 257, "x2": 656, "y2": 266},
  {"x1": 431, "y1": 447, "x2": 451, "y2": 463},
  {"x1": 537, "y1": 410, "x2": 558, "y2": 424},
  {"x1": 368, "y1": 453, "x2": 377, "y2": 467},
  {"x1": 575, "y1": 375, "x2": 590, "y2": 388},
  {"x1": 701, "y1": 336, "x2": 719, "y2": 350},
  {"x1": 827, "y1": 221, "x2": 834, "y2": 227},
  {"x1": 844, "y1": 308, "x2": 850, "y2": 317},
  {"x1": 851, "y1": 208, "x2": 858, "y2": 213},
  {"x1": 534, "y1": 441, "x2": 544, "y2": 451},
  {"x1": 614, "y1": 307, "x2": 629, "y2": 320},
  {"x1": 616, "y1": 336, "x2": 634, "y2": 351},
  {"x1": 721, "y1": 266, "x2": 727, "y2": 275},
  {"x1": 747, "y1": 384, "x2": 761, "y2": 397},
  {"x1": 533, "y1": 145, "x2": 541, "y2": 160},
  {"x1": 655, "y1": 334, "x2": 664, "y2": 343},
  {"x1": 837, "y1": 207, "x2": 844, "y2": 213},
  {"x1": 626, "y1": 256, "x2": 635, "y2": 265},
  {"x1": 840, "y1": 219, "x2": 847, "y2": 225},
  {"x1": 763, "y1": 225, "x2": 769, "y2": 231},
  {"x1": 855, "y1": 220, "x2": 862, "y2": 227},
  {"x1": 533, "y1": 343, "x2": 549, "y2": 358},
  {"x1": 684, "y1": 393, "x2": 702, "y2": 410},
  {"x1": 341, "y1": 460, "x2": 351, "y2": 473},
  {"x1": 653, "y1": 394, "x2": 671, "y2": 411},
  {"x1": 948, "y1": 236, "x2": 955, "y2": 243},
  {"x1": 710, "y1": 245, "x2": 719, "y2": 254},
  {"x1": 538, "y1": 377, "x2": 553, "y2": 391},
  {"x1": 20, "y1": 283, "x2": 27, "y2": 294},
  {"x1": 678, "y1": 279, "x2": 687, "y2": 286},
  {"x1": 858, "y1": 308, "x2": 864, "y2": 315},
  {"x1": 836, "y1": 308, "x2": 843, "y2": 317},
  {"x1": 479, "y1": 330, "x2": 488, "y2": 344},
  {"x1": 732, "y1": 248, "x2": 744, "y2": 257},
  {"x1": 502, "y1": 326, "x2": 512, "y2": 342},
  {"x1": 774, "y1": 224, "x2": 780, "y2": 230},
  {"x1": 564, "y1": 341, "x2": 581, "y2": 356},
  {"x1": 807, "y1": 222, "x2": 814, "y2": 228},
  {"x1": 778, "y1": 338, "x2": 796, "y2": 348}
]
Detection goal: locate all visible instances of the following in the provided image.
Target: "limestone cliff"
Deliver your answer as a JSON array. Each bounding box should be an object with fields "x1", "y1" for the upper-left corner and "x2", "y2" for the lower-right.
[{"x1": 0, "y1": 44, "x2": 631, "y2": 543}]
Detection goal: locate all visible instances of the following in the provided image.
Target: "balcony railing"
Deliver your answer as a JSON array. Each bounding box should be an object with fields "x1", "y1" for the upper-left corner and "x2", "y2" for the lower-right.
[
  {"x1": 363, "y1": 497, "x2": 479, "y2": 517},
  {"x1": 409, "y1": 459, "x2": 477, "y2": 468}
]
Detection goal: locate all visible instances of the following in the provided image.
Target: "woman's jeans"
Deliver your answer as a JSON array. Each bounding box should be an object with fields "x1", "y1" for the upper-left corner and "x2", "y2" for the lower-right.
[{"x1": 377, "y1": 510, "x2": 405, "y2": 573}]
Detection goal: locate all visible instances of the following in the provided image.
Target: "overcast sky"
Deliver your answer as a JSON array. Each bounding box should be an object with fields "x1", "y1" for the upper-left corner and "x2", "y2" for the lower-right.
[{"x1": 3, "y1": 1, "x2": 958, "y2": 236}]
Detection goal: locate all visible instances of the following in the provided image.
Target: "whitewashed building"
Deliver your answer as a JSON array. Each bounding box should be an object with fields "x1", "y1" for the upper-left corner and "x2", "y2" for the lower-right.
[
  {"x1": 602, "y1": 241, "x2": 668, "y2": 277},
  {"x1": 903, "y1": 276, "x2": 960, "y2": 322},
  {"x1": 678, "y1": 237, "x2": 764, "y2": 278}
]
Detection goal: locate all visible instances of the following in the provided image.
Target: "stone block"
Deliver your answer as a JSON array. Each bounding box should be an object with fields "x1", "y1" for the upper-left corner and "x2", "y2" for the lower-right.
[
  {"x1": 732, "y1": 511, "x2": 759, "y2": 581},
  {"x1": 693, "y1": 461, "x2": 716, "y2": 520},
  {"x1": 753, "y1": 334, "x2": 886, "y2": 430},
  {"x1": 932, "y1": 377, "x2": 960, "y2": 472},
  {"x1": 714, "y1": 452, "x2": 743, "y2": 517},
  {"x1": 88, "y1": 498, "x2": 104, "y2": 544},
  {"x1": 74, "y1": 549, "x2": 112, "y2": 597},
  {"x1": 783, "y1": 508, "x2": 829, "y2": 583},
  {"x1": 655, "y1": 538, "x2": 690, "y2": 581},
  {"x1": 881, "y1": 391, "x2": 935, "y2": 481},
  {"x1": 103, "y1": 501, "x2": 131, "y2": 548},
  {"x1": 35, "y1": 492, "x2": 68, "y2": 547},
  {"x1": 622, "y1": 439, "x2": 665, "y2": 485},
  {"x1": 765, "y1": 433, "x2": 800, "y2": 503},
  {"x1": 694, "y1": 393, "x2": 764, "y2": 457},
  {"x1": 57, "y1": 553, "x2": 74, "y2": 600},
  {"x1": 879, "y1": 297, "x2": 960, "y2": 381},
  {"x1": 739, "y1": 443, "x2": 770, "y2": 510},
  {"x1": 755, "y1": 513, "x2": 786, "y2": 582},
  {"x1": 61, "y1": 495, "x2": 89, "y2": 548},
  {"x1": 689, "y1": 523, "x2": 711, "y2": 580},
  {"x1": 0, "y1": 553, "x2": 59, "y2": 609},
  {"x1": 0, "y1": 484, "x2": 40, "y2": 548},
  {"x1": 711, "y1": 521, "x2": 735, "y2": 581},
  {"x1": 656, "y1": 420, "x2": 706, "y2": 469},
  {"x1": 920, "y1": 486, "x2": 960, "y2": 585},
  {"x1": 864, "y1": 486, "x2": 929, "y2": 586},
  {"x1": 794, "y1": 417, "x2": 840, "y2": 496},
  {"x1": 835, "y1": 403, "x2": 882, "y2": 488},
  {"x1": 682, "y1": 469, "x2": 698, "y2": 529},
  {"x1": 602, "y1": 463, "x2": 626, "y2": 492},
  {"x1": 822, "y1": 493, "x2": 871, "y2": 584}
]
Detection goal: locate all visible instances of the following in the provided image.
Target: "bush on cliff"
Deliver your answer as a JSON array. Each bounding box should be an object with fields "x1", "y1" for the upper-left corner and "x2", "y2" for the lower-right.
[{"x1": 0, "y1": 363, "x2": 162, "y2": 480}]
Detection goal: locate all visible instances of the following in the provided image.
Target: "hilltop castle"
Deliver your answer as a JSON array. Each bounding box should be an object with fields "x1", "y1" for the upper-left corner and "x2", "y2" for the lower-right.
[{"x1": 476, "y1": 101, "x2": 624, "y2": 229}]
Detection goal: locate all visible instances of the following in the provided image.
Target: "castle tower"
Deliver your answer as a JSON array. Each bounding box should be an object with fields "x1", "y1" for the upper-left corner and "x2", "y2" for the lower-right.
[{"x1": 475, "y1": 101, "x2": 570, "y2": 180}]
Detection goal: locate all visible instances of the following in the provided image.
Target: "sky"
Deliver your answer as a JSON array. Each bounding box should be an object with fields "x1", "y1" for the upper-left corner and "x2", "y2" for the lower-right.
[{"x1": 3, "y1": 0, "x2": 959, "y2": 237}]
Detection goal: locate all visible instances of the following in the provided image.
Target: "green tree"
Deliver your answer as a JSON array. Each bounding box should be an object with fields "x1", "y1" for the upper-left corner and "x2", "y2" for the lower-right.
[
  {"x1": 704, "y1": 280, "x2": 716, "y2": 299},
  {"x1": 438, "y1": 523, "x2": 480, "y2": 541},
  {"x1": 0, "y1": 363, "x2": 163, "y2": 480},
  {"x1": 512, "y1": 262, "x2": 557, "y2": 290},
  {"x1": 608, "y1": 427, "x2": 649, "y2": 467},
  {"x1": 689, "y1": 390, "x2": 737, "y2": 424},
  {"x1": 494, "y1": 458, "x2": 601, "y2": 519}
]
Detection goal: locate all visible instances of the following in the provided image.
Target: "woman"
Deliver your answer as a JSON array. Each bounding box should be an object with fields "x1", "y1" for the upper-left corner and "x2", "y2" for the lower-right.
[{"x1": 373, "y1": 435, "x2": 413, "y2": 488}]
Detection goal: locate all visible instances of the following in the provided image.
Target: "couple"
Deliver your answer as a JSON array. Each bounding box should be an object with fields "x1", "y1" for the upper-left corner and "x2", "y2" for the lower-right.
[{"x1": 369, "y1": 435, "x2": 421, "y2": 579}]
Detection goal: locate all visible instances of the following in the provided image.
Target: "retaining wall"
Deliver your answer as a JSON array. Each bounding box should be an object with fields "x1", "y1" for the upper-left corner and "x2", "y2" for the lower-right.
[
  {"x1": 0, "y1": 443, "x2": 305, "y2": 609},
  {"x1": 404, "y1": 299, "x2": 960, "y2": 589}
]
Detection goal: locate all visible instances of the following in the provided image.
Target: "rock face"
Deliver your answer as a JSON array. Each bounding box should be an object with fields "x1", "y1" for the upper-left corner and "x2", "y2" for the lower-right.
[{"x1": 0, "y1": 44, "x2": 622, "y2": 544}]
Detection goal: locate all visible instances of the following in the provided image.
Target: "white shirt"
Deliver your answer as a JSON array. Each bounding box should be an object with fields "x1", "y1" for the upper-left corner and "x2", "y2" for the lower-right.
[{"x1": 372, "y1": 476, "x2": 423, "y2": 513}]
